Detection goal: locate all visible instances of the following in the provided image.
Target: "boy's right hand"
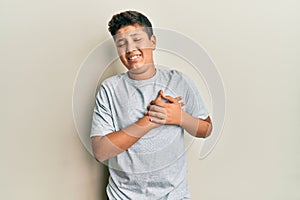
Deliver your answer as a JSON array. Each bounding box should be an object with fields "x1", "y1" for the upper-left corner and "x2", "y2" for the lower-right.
[{"x1": 145, "y1": 90, "x2": 185, "y2": 126}]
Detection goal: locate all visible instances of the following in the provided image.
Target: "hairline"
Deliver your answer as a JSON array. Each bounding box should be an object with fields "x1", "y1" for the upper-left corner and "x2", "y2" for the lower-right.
[{"x1": 112, "y1": 23, "x2": 153, "y2": 41}]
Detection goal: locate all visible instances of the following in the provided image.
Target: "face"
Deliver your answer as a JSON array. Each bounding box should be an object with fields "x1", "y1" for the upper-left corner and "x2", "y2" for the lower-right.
[{"x1": 114, "y1": 24, "x2": 156, "y2": 71}]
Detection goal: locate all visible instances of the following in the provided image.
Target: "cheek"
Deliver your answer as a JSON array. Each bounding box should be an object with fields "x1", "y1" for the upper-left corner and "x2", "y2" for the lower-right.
[
  {"x1": 117, "y1": 48, "x2": 126, "y2": 56},
  {"x1": 141, "y1": 48, "x2": 153, "y2": 58},
  {"x1": 138, "y1": 42, "x2": 151, "y2": 50},
  {"x1": 117, "y1": 50, "x2": 127, "y2": 60},
  {"x1": 119, "y1": 55, "x2": 127, "y2": 64}
]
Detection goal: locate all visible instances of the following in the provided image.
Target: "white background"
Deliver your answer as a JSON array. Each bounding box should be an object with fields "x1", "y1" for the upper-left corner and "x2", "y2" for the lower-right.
[{"x1": 1, "y1": 0, "x2": 299, "y2": 199}]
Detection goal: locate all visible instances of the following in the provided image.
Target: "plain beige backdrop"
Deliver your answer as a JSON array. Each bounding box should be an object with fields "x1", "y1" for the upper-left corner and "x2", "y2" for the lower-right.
[{"x1": 1, "y1": 0, "x2": 299, "y2": 199}]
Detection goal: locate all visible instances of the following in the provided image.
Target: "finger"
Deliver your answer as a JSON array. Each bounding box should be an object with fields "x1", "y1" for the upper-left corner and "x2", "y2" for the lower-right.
[
  {"x1": 150, "y1": 90, "x2": 164, "y2": 105},
  {"x1": 155, "y1": 89, "x2": 163, "y2": 100},
  {"x1": 176, "y1": 96, "x2": 183, "y2": 101},
  {"x1": 149, "y1": 98, "x2": 166, "y2": 107},
  {"x1": 162, "y1": 95, "x2": 178, "y2": 103},
  {"x1": 149, "y1": 116, "x2": 166, "y2": 125},
  {"x1": 159, "y1": 89, "x2": 164, "y2": 96},
  {"x1": 147, "y1": 110, "x2": 166, "y2": 119},
  {"x1": 149, "y1": 105, "x2": 166, "y2": 114}
]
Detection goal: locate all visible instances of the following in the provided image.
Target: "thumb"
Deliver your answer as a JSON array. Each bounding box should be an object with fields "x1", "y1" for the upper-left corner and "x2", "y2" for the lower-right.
[
  {"x1": 156, "y1": 89, "x2": 164, "y2": 100},
  {"x1": 150, "y1": 90, "x2": 164, "y2": 105}
]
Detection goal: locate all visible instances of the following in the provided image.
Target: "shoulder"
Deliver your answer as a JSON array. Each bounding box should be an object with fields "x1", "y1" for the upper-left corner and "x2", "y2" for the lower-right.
[
  {"x1": 96, "y1": 73, "x2": 127, "y2": 98},
  {"x1": 158, "y1": 68, "x2": 192, "y2": 85},
  {"x1": 100, "y1": 73, "x2": 126, "y2": 88},
  {"x1": 158, "y1": 68, "x2": 185, "y2": 79}
]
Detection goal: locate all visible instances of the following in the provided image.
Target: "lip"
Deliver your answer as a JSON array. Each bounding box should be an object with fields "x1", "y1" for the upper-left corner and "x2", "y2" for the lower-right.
[{"x1": 127, "y1": 53, "x2": 142, "y2": 62}]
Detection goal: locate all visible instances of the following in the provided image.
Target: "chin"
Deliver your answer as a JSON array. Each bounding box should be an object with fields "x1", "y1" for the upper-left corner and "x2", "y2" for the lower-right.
[
  {"x1": 129, "y1": 64, "x2": 149, "y2": 73},
  {"x1": 127, "y1": 62, "x2": 144, "y2": 70}
]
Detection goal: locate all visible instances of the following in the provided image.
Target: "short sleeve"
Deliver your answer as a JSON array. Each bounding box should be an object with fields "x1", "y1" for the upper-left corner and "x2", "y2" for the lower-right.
[
  {"x1": 90, "y1": 85, "x2": 115, "y2": 138},
  {"x1": 182, "y1": 74, "x2": 209, "y2": 120}
]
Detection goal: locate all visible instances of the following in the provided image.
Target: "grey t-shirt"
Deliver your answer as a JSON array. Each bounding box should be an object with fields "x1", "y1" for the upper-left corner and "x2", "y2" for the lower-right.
[{"x1": 91, "y1": 68, "x2": 209, "y2": 199}]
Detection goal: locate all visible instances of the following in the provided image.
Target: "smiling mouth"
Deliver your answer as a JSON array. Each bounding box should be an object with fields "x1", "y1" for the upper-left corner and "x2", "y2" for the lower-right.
[{"x1": 127, "y1": 53, "x2": 142, "y2": 61}]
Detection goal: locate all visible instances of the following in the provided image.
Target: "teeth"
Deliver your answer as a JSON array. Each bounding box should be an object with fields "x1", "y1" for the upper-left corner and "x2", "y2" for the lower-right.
[{"x1": 128, "y1": 54, "x2": 140, "y2": 60}]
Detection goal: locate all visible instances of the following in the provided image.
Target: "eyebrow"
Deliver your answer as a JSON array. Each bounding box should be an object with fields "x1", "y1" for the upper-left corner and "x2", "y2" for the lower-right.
[
  {"x1": 129, "y1": 33, "x2": 142, "y2": 37},
  {"x1": 115, "y1": 38, "x2": 125, "y2": 43}
]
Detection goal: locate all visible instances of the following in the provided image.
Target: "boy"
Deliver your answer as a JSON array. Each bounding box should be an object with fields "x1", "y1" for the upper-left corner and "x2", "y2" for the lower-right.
[{"x1": 90, "y1": 10, "x2": 212, "y2": 199}]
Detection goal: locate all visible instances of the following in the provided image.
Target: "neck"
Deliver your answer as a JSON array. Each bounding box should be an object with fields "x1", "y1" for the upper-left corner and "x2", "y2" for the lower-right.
[{"x1": 128, "y1": 63, "x2": 156, "y2": 80}]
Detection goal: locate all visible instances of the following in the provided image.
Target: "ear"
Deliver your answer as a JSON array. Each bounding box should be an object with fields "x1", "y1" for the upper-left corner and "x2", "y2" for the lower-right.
[{"x1": 150, "y1": 35, "x2": 156, "y2": 50}]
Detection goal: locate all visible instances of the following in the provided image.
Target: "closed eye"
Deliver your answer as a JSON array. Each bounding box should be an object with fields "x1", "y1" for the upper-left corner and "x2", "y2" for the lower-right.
[
  {"x1": 117, "y1": 44, "x2": 125, "y2": 48},
  {"x1": 117, "y1": 42, "x2": 126, "y2": 48},
  {"x1": 116, "y1": 39, "x2": 126, "y2": 47},
  {"x1": 133, "y1": 38, "x2": 142, "y2": 42}
]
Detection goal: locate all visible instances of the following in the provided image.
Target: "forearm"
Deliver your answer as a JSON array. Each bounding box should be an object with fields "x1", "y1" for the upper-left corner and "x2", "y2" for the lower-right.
[
  {"x1": 92, "y1": 116, "x2": 157, "y2": 162},
  {"x1": 181, "y1": 111, "x2": 212, "y2": 138}
]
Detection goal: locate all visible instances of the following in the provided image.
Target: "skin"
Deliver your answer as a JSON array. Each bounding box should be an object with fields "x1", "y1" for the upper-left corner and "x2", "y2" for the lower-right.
[
  {"x1": 147, "y1": 90, "x2": 212, "y2": 138},
  {"x1": 92, "y1": 24, "x2": 212, "y2": 162},
  {"x1": 114, "y1": 24, "x2": 157, "y2": 80}
]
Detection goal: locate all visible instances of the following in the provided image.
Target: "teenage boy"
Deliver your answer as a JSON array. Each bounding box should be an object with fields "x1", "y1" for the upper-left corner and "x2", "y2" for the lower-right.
[{"x1": 90, "y1": 10, "x2": 212, "y2": 199}]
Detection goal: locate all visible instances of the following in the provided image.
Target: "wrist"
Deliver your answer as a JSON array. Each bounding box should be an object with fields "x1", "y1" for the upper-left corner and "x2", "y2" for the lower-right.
[
  {"x1": 122, "y1": 116, "x2": 157, "y2": 139},
  {"x1": 180, "y1": 110, "x2": 188, "y2": 126},
  {"x1": 180, "y1": 111, "x2": 199, "y2": 136},
  {"x1": 137, "y1": 116, "x2": 158, "y2": 128}
]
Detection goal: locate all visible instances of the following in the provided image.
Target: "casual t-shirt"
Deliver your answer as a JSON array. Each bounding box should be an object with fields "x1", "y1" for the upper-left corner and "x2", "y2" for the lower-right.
[{"x1": 90, "y1": 68, "x2": 209, "y2": 199}]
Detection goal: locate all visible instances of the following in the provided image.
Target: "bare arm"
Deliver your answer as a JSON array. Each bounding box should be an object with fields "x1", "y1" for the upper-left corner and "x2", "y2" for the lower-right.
[
  {"x1": 92, "y1": 115, "x2": 159, "y2": 162},
  {"x1": 181, "y1": 112, "x2": 212, "y2": 138}
]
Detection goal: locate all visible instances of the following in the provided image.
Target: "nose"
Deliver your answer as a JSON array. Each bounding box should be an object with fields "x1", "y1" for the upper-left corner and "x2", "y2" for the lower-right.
[{"x1": 126, "y1": 41, "x2": 137, "y2": 53}]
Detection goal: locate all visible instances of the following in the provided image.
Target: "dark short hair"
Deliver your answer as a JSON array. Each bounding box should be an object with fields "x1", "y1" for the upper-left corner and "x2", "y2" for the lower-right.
[{"x1": 108, "y1": 10, "x2": 153, "y2": 39}]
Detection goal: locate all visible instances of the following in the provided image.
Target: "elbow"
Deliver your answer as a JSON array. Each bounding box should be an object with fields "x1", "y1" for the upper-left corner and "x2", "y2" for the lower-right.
[
  {"x1": 91, "y1": 136, "x2": 109, "y2": 162},
  {"x1": 93, "y1": 152, "x2": 107, "y2": 163},
  {"x1": 92, "y1": 144, "x2": 110, "y2": 162},
  {"x1": 197, "y1": 121, "x2": 212, "y2": 138},
  {"x1": 92, "y1": 144, "x2": 111, "y2": 162},
  {"x1": 92, "y1": 135, "x2": 124, "y2": 162},
  {"x1": 200, "y1": 117, "x2": 213, "y2": 138},
  {"x1": 204, "y1": 123, "x2": 212, "y2": 138},
  {"x1": 93, "y1": 149, "x2": 121, "y2": 163},
  {"x1": 203, "y1": 116, "x2": 213, "y2": 138}
]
